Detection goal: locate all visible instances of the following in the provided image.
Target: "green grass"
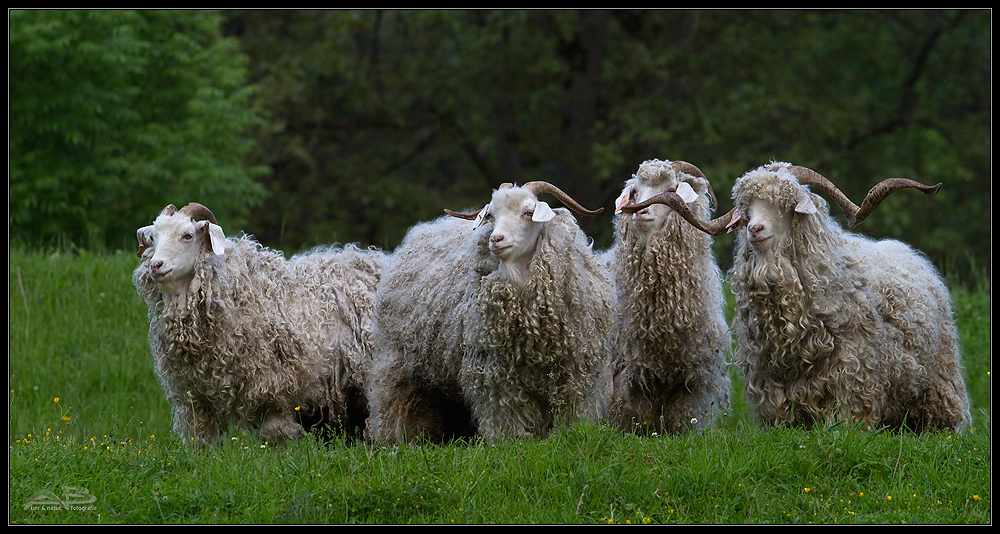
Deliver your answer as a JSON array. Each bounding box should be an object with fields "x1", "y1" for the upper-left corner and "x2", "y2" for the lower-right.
[{"x1": 8, "y1": 248, "x2": 992, "y2": 524}]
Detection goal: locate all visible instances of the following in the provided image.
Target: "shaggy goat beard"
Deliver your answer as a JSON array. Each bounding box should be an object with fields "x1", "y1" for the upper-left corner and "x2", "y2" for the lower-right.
[
  {"x1": 475, "y1": 268, "x2": 577, "y2": 372},
  {"x1": 732, "y1": 235, "x2": 837, "y2": 381},
  {"x1": 612, "y1": 212, "x2": 713, "y2": 361},
  {"x1": 468, "y1": 243, "x2": 598, "y2": 415}
]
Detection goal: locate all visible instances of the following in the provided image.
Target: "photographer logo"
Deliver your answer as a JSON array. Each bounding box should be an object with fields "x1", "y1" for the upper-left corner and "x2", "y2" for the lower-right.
[{"x1": 24, "y1": 485, "x2": 97, "y2": 511}]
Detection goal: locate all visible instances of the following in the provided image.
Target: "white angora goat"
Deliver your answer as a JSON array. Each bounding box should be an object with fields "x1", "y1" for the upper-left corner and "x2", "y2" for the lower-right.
[
  {"x1": 133, "y1": 203, "x2": 384, "y2": 445},
  {"x1": 661, "y1": 162, "x2": 971, "y2": 433},
  {"x1": 604, "y1": 159, "x2": 732, "y2": 434},
  {"x1": 365, "y1": 182, "x2": 614, "y2": 443}
]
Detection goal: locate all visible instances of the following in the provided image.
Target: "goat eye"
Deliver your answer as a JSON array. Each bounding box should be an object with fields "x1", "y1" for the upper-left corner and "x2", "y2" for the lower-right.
[
  {"x1": 182, "y1": 233, "x2": 194, "y2": 241},
  {"x1": 524, "y1": 209, "x2": 534, "y2": 218}
]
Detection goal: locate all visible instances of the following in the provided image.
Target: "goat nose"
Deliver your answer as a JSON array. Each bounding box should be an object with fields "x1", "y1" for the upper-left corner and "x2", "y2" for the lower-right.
[
  {"x1": 490, "y1": 233, "x2": 504, "y2": 245},
  {"x1": 151, "y1": 260, "x2": 163, "y2": 271},
  {"x1": 748, "y1": 224, "x2": 764, "y2": 236}
]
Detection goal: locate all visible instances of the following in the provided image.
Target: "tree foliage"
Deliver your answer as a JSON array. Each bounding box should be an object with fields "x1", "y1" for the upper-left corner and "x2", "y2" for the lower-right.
[
  {"x1": 9, "y1": 10, "x2": 989, "y2": 285},
  {"x1": 10, "y1": 9, "x2": 268, "y2": 250},
  {"x1": 223, "y1": 9, "x2": 988, "y2": 284}
]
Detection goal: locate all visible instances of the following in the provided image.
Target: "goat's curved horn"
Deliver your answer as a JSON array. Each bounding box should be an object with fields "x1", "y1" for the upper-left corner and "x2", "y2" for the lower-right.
[
  {"x1": 445, "y1": 183, "x2": 518, "y2": 219},
  {"x1": 785, "y1": 165, "x2": 941, "y2": 227},
  {"x1": 444, "y1": 207, "x2": 484, "y2": 220},
  {"x1": 784, "y1": 165, "x2": 860, "y2": 219},
  {"x1": 178, "y1": 202, "x2": 218, "y2": 225},
  {"x1": 851, "y1": 178, "x2": 942, "y2": 228},
  {"x1": 619, "y1": 191, "x2": 740, "y2": 236},
  {"x1": 521, "y1": 181, "x2": 605, "y2": 217},
  {"x1": 670, "y1": 161, "x2": 717, "y2": 208}
]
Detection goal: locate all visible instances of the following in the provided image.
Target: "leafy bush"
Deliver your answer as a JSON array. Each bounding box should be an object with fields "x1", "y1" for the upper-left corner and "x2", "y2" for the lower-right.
[{"x1": 10, "y1": 10, "x2": 268, "y2": 251}]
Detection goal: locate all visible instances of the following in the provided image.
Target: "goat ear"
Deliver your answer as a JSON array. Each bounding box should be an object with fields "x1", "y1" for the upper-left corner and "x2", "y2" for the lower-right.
[
  {"x1": 794, "y1": 191, "x2": 818, "y2": 215},
  {"x1": 725, "y1": 209, "x2": 743, "y2": 233},
  {"x1": 676, "y1": 181, "x2": 699, "y2": 204},
  {"x1": 473, "y1": 204, "x2": 491, "y2": 228},
  {"x1": 614, "y1": 186, "x2": 633, "y2": 214},
  {"x1": 532, "y1": 201, "x2": 556, "y2": 222},
  {"x1": 136, "y1": 225, "x2": 153, "y2": 258},
  {"x1": 207, "y1": 223, "x2": 226, "y2": 255},
  {"x1": 197, "y1": 220, "x2": 227, "y2": 255}
]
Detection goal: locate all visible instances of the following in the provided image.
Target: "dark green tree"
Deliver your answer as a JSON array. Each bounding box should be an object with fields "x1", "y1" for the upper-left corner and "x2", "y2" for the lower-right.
[
  {"x1": 225, "y1": 10, "x2": 988, "y2": 286},
  {"x1": 10, "y1": 9, "x2": 269, "y2": 250}
]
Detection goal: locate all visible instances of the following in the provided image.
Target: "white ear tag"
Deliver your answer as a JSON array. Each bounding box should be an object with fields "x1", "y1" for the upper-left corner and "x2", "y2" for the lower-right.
[
  {"x1": 208, "y1": 223, "x2": 227, "y2": 255},
  {"x1": 676, "y1": 181, "x2": 699, "y2": 204},
  {"x1": 794, "y1": 192, "x2": 818, "y2": 215},
  {"x1": 532, "y1": 201, "x2": 556, "y2": 222}
]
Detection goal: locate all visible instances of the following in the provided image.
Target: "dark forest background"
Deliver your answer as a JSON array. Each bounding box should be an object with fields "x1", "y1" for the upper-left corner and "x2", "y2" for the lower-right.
[{"x1": 9, "y1": 9, "x2": 991, "y2": 286}]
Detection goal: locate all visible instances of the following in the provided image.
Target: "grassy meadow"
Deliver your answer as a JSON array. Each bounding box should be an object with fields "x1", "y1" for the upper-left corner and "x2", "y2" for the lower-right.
[{"x1": 7, "y1": 247, "x2": 992, "y2": 524}]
